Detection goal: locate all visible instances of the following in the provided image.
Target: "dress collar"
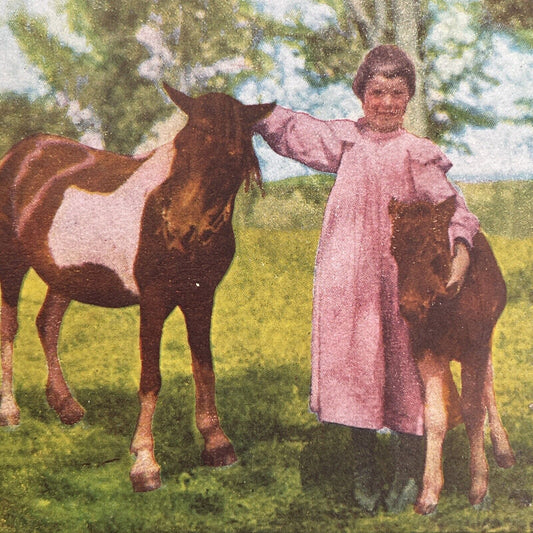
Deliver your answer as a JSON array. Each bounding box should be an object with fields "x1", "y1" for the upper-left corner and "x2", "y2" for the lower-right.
[{"x1": 356, "y1": 117, "x2": 405, "y2": 142}]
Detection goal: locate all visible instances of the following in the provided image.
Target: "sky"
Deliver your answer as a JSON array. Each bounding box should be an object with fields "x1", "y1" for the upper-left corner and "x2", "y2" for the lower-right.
[{"x1": 0, "y1": 0, "x2": 532, "y2": 182}]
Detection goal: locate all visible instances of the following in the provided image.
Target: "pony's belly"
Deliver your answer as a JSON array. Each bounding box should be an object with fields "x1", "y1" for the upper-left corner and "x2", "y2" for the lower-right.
[{"x1": 38, "y1": 262, "x2": 140, "y2": 308}]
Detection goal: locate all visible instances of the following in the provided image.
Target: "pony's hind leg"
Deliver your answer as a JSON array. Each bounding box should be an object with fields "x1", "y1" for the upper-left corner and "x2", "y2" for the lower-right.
[
  {"x1": 461, "y1": 350, "x2": 491, "y2": 508},
  {"x1": 0, "y1": 264, "x2": 28, "y2": 426},
  {"x1": 36, "y1": 289, "x2": 85, "y2": 425},
  {"x1": 484, "y1": 356, "x2": 515, "y2": 468}
]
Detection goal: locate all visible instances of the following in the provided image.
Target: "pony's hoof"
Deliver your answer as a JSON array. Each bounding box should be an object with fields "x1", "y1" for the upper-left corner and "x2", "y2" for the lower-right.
[
  {"x1": 472, "y1": 491, "x2": 491, "y2": 510},
  {"x1": 58, "y1": 399, "x2": 85, "y2": 425},
  {"x1": 130, "y1": 467, "x2": 162, "y2": 492},
  {"x1": 201, "y1": 443, "x2": 238, "y2": 467},
  {"x1": 47, "y1": 391, "x2": 85, "y2": 425},
  {"x1": 414, "y1": 498, "x2": 438, "y2": 515},
  {"x1": 495, "y1": 451, "x2": 516, "y2": 469},
  {"x1": 0, "y1": 406, "x2": 20, "y2": 426}
]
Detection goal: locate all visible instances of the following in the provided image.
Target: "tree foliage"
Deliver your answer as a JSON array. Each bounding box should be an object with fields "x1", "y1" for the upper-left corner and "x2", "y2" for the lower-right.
[
  {"x1": 483, "y1": 0, "x2": 533, "y2": 32},
  {"x1": 7, "y1": 0, "x2": 270, "y2": 153},
  {"x1": 5, "y1": 0, "x2": 528, "y2": 154},
  {"x1": 0, "y1": 92, "x2": 78, "y2": 156},
  {"x1": 270, "y1": 0, "x2": 500, "y2": 148}
]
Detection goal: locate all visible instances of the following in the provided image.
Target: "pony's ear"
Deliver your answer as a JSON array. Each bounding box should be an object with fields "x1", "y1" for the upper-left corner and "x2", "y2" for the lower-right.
[
  {"x1": 163, "y1": 82, "x2": 193, "y2": 115},
  {"x1": 388, "y1": 197, "x2": 401, "y2": 218},
  {"x1": 242, "y1": 102, "x2": 276, "y2": 127},
  {"x1": 435, "y1": 196, "x2": 456, "y2": 222}
]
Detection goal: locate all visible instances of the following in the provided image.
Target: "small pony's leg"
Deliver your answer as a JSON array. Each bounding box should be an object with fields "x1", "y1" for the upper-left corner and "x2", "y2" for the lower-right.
[
  {"x1": 415, "y1": 351, "x2": 449, "y2": 515},
  {"x1": 443, "y1": 363, "x2": 462, "y2": 430},
  {"x1": 484, "y1": 356, "x2": 515, "y2": 469},
  {"x1": 36, "y1": 289, "x2": 85, "y2": 425},
  {"x1": 0, "y1": 265, "x2": 28, "y2": 426},
  {"x1": 182, "y1": 296, "x2": 237, "y2": 468},
  {"x1": 461, "y1": 350, "x2": 490, "y2": 507},
  {"x1": 130, "y1": 293, "x2": 171, "y2": 492}
]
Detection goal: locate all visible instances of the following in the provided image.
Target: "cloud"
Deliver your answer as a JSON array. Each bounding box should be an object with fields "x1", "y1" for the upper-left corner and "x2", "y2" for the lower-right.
[
  {"x1": 251, "y1": 0, "x2": 336, "y2": 30},
  {"x1": 448, "y1": 124, "x2": 533, "y2": 179}
]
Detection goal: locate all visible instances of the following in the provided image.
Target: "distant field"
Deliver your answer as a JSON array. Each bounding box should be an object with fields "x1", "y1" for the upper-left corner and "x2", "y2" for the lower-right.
[
  {"x1": 236, "y1": 175, "x2": 533, "y2": 239},
  {"x1": 0, "y1": 177, "x2": 531, "y2": 532}
]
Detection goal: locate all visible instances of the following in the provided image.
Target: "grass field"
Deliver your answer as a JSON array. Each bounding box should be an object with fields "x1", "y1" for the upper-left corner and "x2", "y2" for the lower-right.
[{"x1": 0, "y1": 178, "x2": 531, "y2": 532}]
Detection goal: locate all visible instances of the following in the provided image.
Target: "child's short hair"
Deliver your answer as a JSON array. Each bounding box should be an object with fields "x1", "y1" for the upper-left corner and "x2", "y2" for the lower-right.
[{"x1": 352, "y1": 45, "x2": 416, "y2": 101}]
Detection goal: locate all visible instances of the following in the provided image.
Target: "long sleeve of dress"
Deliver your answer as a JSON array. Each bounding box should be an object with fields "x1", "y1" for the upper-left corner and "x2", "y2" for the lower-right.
[
  {"x1": 408, "y1": 139, "x2": 480, "y2": 249},
  {"x1": 254, "y1": 105, "x2": 354, "y2": 174}
]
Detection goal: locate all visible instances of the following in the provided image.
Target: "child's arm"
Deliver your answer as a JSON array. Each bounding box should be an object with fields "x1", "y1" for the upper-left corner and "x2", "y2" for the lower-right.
[
  {"x1": 409, "y1": 139, "x2": 479, "y2": 295},
  {"x1": 409, "y1": 139, "x2": 480, "y2": 250},
  {"x1": 446, "y1": 240, "x2": 470, "y2": 295},
  {"x1": 254, "y1": 105, "x2": 354, "y2": 174}
]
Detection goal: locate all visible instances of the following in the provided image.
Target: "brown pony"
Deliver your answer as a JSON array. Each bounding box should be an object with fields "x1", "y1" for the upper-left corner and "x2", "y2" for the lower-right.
[
  {"x1": 388, "y1": 197, "x2": 515, "y2": 514},
  {"x1": 0, "y1": 83, "x2": 274, "y2": 492}
]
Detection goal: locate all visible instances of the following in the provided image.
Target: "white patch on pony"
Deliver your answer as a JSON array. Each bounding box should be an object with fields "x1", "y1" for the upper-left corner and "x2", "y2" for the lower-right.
[{"x1": 48, "y1": 143, "x2": 175, "y2": 295}]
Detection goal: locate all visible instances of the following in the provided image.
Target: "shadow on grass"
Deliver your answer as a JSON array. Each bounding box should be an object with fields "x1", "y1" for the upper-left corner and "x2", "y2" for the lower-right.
[
  {"x1": 7, "y1": 366, "x2": 500, "y2": 506},
  {"x1": 298, "y1": 422, "x2": 473, "y2": 506}
]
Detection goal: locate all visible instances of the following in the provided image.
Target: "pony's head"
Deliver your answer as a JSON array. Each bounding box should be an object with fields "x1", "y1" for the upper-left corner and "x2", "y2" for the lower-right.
[
  {"x1": 389, "y1": 197, "x2": 456, "y2": 325},
  {"x1": 160, "y1": 83, "x2": 275, "y2": 252}
]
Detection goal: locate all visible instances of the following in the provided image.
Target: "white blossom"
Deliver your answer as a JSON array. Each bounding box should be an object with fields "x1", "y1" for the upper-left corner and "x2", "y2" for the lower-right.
[
  {"x1": 136, "y1": 24, "x2": 175, "y2": 81},
  {"x1": 80, "y1": 130, "x2": 105, "y2": 150}
]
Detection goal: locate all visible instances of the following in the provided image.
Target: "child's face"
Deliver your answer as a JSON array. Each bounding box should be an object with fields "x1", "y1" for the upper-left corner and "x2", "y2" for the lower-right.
[{"x1": 362, "y1": 75, "x2": 410, "y2": 132}]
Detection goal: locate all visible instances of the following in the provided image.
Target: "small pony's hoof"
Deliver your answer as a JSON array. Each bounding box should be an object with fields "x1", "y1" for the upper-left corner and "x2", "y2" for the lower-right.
[
  {"x1": 201, "y1": 443, "x2": 237, "y2": 467},
  {"x1": 495, "y1": 451, "x2": 516, "y2": 469},
  {"x1": 130, "y1": 466, "x2": 162, "y2": 492},
  {"x1": 472, "y1": 491, "x2": 491, "y2": 511},
  {"x1": 414, "y1": 499, "x2": 438, "y2": 515}
]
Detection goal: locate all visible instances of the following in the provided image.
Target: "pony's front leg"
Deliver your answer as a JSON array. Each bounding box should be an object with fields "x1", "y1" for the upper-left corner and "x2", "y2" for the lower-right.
[
  {"x1": 0, "y1": 266, "x2": 27, "y2": 426},
  {"x1": 181, "y1": 296, "x2": 237, "y2": 467},
  {"x1": 130, "y1": 296, "x2": 169, "y2": 492},
  {"x1": 1, "y1": 300, "x2": 20, "y2": 426},
  {"x1": 415, "y1": 351, "x2": 449, "y2": 515}
]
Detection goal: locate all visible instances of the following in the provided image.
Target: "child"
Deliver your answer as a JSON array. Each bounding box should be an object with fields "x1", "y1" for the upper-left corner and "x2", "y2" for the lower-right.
[{"x1": 254, "y1": 45, "x2": 478, "y2": 512}]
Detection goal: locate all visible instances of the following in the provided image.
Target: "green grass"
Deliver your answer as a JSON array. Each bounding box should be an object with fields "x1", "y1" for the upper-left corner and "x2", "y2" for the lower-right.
[{"x1": 0, "y1": 179, "x2": 532, "y2": 532}]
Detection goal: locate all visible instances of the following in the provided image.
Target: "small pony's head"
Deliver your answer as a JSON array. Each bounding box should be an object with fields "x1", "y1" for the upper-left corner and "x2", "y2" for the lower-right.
[{"x1": 389, "y1": 196, "x2": 456, "y2": 325}]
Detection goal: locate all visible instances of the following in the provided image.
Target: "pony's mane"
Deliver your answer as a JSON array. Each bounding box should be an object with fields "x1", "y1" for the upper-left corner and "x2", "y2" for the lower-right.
[{"x1": 243, "y1": 147, "x2": 264, "y2": 195}]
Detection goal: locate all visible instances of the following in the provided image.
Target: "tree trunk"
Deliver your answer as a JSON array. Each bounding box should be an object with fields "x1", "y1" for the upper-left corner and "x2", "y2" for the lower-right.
[
  {"x1": 391, "y1": 0, "x2": 429, "y2": 136},
  {"x1": 344, "y1": 0, "x2": 430, "y2": 136}
]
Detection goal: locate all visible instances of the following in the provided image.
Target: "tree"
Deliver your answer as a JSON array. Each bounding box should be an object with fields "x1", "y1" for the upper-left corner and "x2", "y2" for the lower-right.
[
  {"x1": 0, "y1": 92, "x2": 78, "y2": 156},
  {"x1": 272, "y1": 0, "x2": 498, "y2": 148},
  {"x1": 7, "y1": 0, "x2": 270, "y2": 153},
  {"x1": 483, "y1": 0, "x2": 533, "y2": 33},
  {"x1": 483, "y1": 0, "x2": 533, "y2": 127}
]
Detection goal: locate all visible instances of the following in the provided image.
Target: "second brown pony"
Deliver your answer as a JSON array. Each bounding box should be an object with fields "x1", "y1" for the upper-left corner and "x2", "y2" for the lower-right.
[{"x1": 389, "y1": 197, "x2": 515, "y2": 514}]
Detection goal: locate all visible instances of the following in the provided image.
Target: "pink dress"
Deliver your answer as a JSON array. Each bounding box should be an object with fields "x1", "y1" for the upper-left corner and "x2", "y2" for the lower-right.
[{"x1": 255, "y1": 106, "x2": 479, "y2": 435}]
